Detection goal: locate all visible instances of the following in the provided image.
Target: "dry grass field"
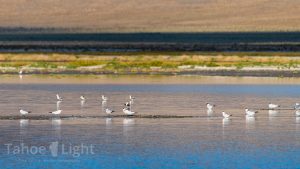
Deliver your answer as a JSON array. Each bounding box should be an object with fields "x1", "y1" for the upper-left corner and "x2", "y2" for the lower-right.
[{"x1": 0, "y1": 0, "x2": 300, "y2": 32}]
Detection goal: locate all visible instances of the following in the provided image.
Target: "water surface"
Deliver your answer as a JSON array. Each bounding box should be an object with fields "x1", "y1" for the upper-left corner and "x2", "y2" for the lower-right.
[{"x1": 0, "y1": 75, "x2": 300, "y2": 168}]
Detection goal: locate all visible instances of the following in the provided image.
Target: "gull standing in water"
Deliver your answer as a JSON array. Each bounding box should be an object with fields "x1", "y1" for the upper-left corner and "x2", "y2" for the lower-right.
[
  {"x1": 105, "y1": 108, "x2": 115, "y2": 115},
  {"x1": 294, "y1": 103, "x2": 300, "y2": 110},
  {"x1": 49, "y1": 110, "x2": 62, "y2": 115},
  {"x1": 56, "y1": 101, "x2": 62, "y2": 110},
  {"x1": 101, "y1": 95, "x2": 107, "y2": 107},
  {"x1": 80, "y1": 96, "x2": 86, "y2": 107},
  {"x1": 102, "y1": 100, "x2": 107, "y2": 105},
  {"x1": 222, "y1": 112, "x2": 232, "y2": 119},
  {"x1": 245, "y1": 109, "x2": 258, "y2": 117},
  {"x1": 80, "y1": 95, "x2": 86, "y2": 101},
  {"x1": 129, "y1": 95, "x2": 135, "y2": 101},
  {"x1": 102, "y1": 95, "x2": 108, "y2": 101},
  {"x1": 56, "y1": 94, "x2": 63, "y2": 110},
  {"x1": 296, "y1": 110, "x2": 300, "y2": 116},
  {"x1": 56, "y1": 94, "x2": 63, "y2": 101},
  {"x1": 123, "y1": 107, "x2": 136, "y2": 115},
  {"x1": 124, "y1": 102, "x2": 131, "y2": 107},
  {"x1": 268, "y1": 103, "x2": 280, "y2": 109},
  {"x1": 20, "y1": 109, "x2": 31, "y2": 115},
  {"x1": 206, "y1": 103, "x2": 215, "y2": 110}
]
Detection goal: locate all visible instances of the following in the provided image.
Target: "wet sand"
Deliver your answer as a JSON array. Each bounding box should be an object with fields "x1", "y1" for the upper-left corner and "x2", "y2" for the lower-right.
[
  {"x1": 2, "y1": 68, "x2": 300, "y2": 77},
  {"x1": 2, "y1": 74, "x2": 300, "y2": 84}
]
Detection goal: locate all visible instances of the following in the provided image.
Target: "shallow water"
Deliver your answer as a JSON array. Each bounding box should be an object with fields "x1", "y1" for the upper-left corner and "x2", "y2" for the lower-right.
[{"x1": 1, "y1": 75, "x2": 300, "y2": 168}]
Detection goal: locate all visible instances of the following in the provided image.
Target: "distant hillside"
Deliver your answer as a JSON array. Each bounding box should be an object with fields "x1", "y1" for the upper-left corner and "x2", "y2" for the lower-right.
[{"x1": 0, "y1": 0, "x2": 300, "y2": 32}]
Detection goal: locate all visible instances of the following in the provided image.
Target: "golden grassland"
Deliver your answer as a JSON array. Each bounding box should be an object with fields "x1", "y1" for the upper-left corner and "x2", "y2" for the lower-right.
[
  {"x1": 1, "y1": 0, "x2": 300, "y2": 32},
  {"x1": 0, "y1": 52, "x2": 300, "y2": 73}
]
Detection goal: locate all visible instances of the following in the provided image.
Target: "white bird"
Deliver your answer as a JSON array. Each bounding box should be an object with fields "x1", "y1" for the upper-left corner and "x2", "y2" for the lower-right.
[
  {"x1": 102, "y1": 95, "x2": 108, "y2": 101},
  {"x1": 268, "y1": 103, "x2": 280, "y2": 109},
  {"x1": 129, "y1": 95, "x2": 135, "y2": 100},
  {"x1": 296, "y1": 110, "x2": 300, "y2": 116},
  {"x1": 20, "y1": 109, "x2": 31, "y2": 115},
  {"x1": 294, "y1": 103, "x2": 300, "y2": 110},
  {"x1": 105, "y1": 108, "x2": 115, "y2": 115},
  {"x1": 245, "y1": 109, "x2": 258, "y2": 117},
  {"x1": 49, "y1": 110, "x2": 62, "y2": 115},
  {"x1": 80, "y1": 96, "x2": 86, "y2": 101},
  {"x1": 56, "y1": 101, "x2": 62, "y2": 110},
  {"x1": 123, "y1": 108, "x2": 136, "y2": 115},
  {"x1": 206, "y1": 103, "x2": 215, "y2": 110},
  {"x1": 222, "y1": 112, "x2": 232, "y2": 118},
  {"x1": 56, "y1": 94, "x2": 63, "y2": 101},
  {"x1": 124, "y1": 102, "x2": 131, "y2": 107},
  {"x1": 19, "y1": 69, "x2": 23, "y2": 75}
]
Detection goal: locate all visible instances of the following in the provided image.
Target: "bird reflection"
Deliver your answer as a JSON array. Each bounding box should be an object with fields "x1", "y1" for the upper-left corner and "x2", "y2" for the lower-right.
[
  {"x1": 80, "y1": 100, "x2": 86, "y2": 113},
  {"x1": 269, "y1": 110, "x2": 279, "y2": 116},
  {"x1": 246, "y1": 115, "x2": 256, "y2": 129},
  {"x1": 222, "y1": 118, "x2": 231, "y2": 140},
  {"x1": 123, "y1": 118, "x2": 135, "y2": 136},
  {"x1": 269, "y1": 110, "x2": 279, "y2": 122},
  {"x1": 207, "y1": 109, "x2": 214, "y2": 116},
  {"x1": 20, "y1": 119, "x2": 29, "y2": 128},
  {"x1": 296, "y1": 117, "x2": 300, "y2": 123},
  {"x1": 52, "y1": 119, "x2": 62, "y2": 129},
  {"x1": 123, "y1": 118, "x2": 135, "y2": 126},
  {"x1": 222, "y1": 118, "x2": 231, "y2": 127},
  {"x1": 19, "y1": 119, "x2": 29, "y2": 136},
  {"x1": 51, "y1": 119, "x2": 62, "y2": 139},
  {"x1": 80, "y1": 100, "x2": 85, "y2": 107},
  {"x1": 296, "y1": 117, "x2": 300, "y2": 130},
  {"x1": 105, "y1": 118, "x2": 113, "y2": 130}
]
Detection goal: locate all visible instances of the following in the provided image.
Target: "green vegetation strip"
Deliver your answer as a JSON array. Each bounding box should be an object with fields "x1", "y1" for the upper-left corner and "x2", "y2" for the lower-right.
[{"x1": 0, "y1": 52, "x2": 300, "y2": 72}]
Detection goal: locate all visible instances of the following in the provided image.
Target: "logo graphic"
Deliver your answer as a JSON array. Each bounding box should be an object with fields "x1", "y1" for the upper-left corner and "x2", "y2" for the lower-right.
[
  {"x1": 4, "y1": 142, "x2": 95, "y2": 158},
  {"x1": 49, "y1": 141, "x2": 59, "y2": 157}
]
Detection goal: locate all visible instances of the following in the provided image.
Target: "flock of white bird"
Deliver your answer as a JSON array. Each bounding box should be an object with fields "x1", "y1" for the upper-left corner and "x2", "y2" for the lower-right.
[
  {"x1": 209, "y1": 102, "x2": 300, "y2": 119},
  {"x1": 19, "y1": 94, "x2": 136, "y2": 116},
  {"x1": 19, "y1": 94, "x2": 300, "y2": 118}
]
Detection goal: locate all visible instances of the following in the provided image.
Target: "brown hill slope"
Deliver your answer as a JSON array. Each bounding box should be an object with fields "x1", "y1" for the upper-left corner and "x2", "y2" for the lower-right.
[{"x1": 0, "y1": 0, "x2": 299, "y2": 32}]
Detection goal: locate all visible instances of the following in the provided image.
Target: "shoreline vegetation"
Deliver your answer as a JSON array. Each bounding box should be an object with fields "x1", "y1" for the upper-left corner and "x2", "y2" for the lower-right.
[{"x1": 1, "y1": 52, "x2": 300, "y2": 77}]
